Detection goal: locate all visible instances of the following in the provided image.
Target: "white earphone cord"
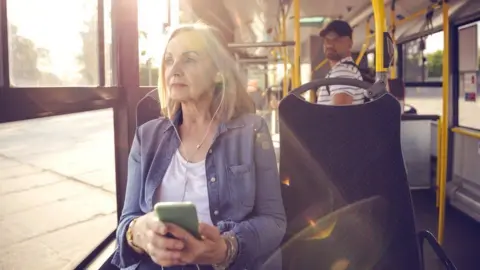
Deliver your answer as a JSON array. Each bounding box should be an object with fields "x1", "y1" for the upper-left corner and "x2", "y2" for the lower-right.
[
  {"x1": 168, "y1": 74, "x2": 226, "y2": 201},
  {"x1": 169, "y1": 75, "x2": 225, "y2": 269}
]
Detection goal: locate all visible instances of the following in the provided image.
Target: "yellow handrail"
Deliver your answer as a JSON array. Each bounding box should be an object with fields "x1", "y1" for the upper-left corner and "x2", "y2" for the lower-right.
[
  {"x1": 281, "y1": 10, "x2": 288, "y2": 98},
  {"x1": 352, "y1": 3, "x2": 438, "y2": 73},
  {"x1": 389, "y1": 3, "x2": 397, "y2": 79},
  {"x1": 371, "y1": 0, "x2": 388, "y2": 75},
  {"x1": 436, "y1": 118, "x2": 442, "y2": 207},
  {"x1": 437, "y1": 1, "x2": 450, "y2": 245},
  {"x1": 271, "y1": 50, "x2": 278, "y2": 85},
  {"x1": 293, "y1": 0, "x2": 301, "y2": 88},
  {"x1": 395, "y1": 3, "x2": 442, "y2": 26},
  {"x1": 313, "y1": 59, "x2": 328, "y2": 73},
  {"x1": 451, "y1": 127, "x2": 480, "y2": 140},
  {"x1": 356, "y1": 17, "x2": 373, "y2": 65}
]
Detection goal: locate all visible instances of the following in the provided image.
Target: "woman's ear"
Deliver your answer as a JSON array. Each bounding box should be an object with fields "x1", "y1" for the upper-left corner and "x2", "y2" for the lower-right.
[
  {"x1": 214, "y1": 72, "x2": 225, "y2": 91},
  {"x1": 214, "y1": 72, "x2": 223, "y2": 84}
]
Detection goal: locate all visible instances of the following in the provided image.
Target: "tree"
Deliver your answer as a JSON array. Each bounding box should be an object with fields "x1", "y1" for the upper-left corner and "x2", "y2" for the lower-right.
[
  {"x1": 77, "y1": 14, "x2": 99, "y2": 85},
  {"x1": 140, "y1": 66, "x2": 159, "y2": 86},
  {"x1": 78, "y1": 16, "x2": 158, "y2": 86},
  {"x1": 425, "y1": 50, "x2": 443, "y2": 78},
  {"x1": 139, "y1": 30, "x2": 160, "y2": 86},
  {"x1": 9, "y1": 24, "x2": 41, "y2": 85},
  {"x1": 404, "y1": 55, "x2": 423, "y2": 82},
  {"x1": 9, "y1": 24, "x2": 61, "y2": 86},
  {"x1": 77, "y1": 5, "x2": 163, "y2": 87}
]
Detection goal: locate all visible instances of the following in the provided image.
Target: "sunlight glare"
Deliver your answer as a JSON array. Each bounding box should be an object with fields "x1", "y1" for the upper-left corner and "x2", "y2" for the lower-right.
[{"x1": 8, "y1": 0, "x2": 178, "y2": 80}]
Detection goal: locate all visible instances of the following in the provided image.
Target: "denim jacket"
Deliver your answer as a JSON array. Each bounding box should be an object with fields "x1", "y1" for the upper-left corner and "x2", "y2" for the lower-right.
[{"x1": 111, "y1": 112, "x2": 286, "y2": 270}]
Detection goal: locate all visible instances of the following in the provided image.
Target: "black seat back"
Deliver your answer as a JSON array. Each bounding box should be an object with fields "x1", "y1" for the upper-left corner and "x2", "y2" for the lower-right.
[
  {"x1": 278, "y1": 93, "x2": 422, "y2": 270},
  {"x1": 136, "y1": 88, "x2": 161, "y2": 127},
  {"x1": 388, "y1": 78, "x2": 406, "y2": 101}
]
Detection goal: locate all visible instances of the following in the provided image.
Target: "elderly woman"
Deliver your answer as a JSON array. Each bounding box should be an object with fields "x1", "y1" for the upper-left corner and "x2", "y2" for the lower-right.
[{"x1": 111, "y1": 23, "x2": 286, "y2": 270}]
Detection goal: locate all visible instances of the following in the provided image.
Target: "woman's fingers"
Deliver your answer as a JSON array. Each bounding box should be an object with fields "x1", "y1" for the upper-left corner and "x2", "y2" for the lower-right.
[
  {"x1": 148, "y1": 243, "x2": 182, "y2": 266},
  {"x1": 138, "y1": 212, "x2": 188, "y2": 266},
  {"x1": 146, "y1": 234, "x2": 185, "y2": 267},
  {"x1": 198, "y1": 223, "x2": 220, "y2": 241},
  {"x1": 164, "y1": 222, "x2": 192, "y2": 240},
  {"x1": 145, "y1": 215, "x2": 167, "y2": 235},
  {"x1": 149, "y1": 233, "x2": 184, "y2": 250}
]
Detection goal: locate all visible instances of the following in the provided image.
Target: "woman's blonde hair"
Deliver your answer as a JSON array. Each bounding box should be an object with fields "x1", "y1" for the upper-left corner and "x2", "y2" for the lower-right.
[{"x1": 157, "y1": 22, "x2": 255, "y2": 121}]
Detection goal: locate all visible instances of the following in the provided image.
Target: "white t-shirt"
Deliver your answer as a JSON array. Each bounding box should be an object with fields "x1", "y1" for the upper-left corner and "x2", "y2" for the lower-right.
[
  {"x1": 155, "y1": 150, "x2": 213, "y2": 225},
  {"x1": 317, "y1": 57, "x2": 365, "y2": 105}
]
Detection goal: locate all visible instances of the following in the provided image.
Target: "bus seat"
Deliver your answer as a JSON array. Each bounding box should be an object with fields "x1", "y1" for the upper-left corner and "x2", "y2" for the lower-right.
[
  {"x1": 136, "y1": 88, "x2": 161, "y2": 127},
  {"x1": 277, "y1": 91, "x2": 455, "y2": 269},
  {"x1": 387, "y1": 78, "x2": 405, "y2": 101},
  {"x1": 387, "y1": 78, "x2": 418, "y2": 114},
  {"x1": 84, "y1": 90, "x2": 161, "y2": 269}
]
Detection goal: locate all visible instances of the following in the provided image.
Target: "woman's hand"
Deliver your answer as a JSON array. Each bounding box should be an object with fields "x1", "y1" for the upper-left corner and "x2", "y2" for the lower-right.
[
  {"x1": 132, "y1": 212, "x2": 186, "y2": 267},
  {"x1": 174, "y1": 223, "x2": 228, "y2": 265}
]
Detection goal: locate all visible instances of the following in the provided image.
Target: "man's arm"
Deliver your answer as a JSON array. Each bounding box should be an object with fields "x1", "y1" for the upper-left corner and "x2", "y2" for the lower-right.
[
  {"x1": 328, "y1": 66, "x2": 363, "y2": 105},
  {"x1": 332, "y1": 91, "x2": 354, "y2": 105}
]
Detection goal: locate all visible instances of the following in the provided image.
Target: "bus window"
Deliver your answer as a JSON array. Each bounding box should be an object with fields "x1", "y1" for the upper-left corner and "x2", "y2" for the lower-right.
[
  {"x1": 367, "y1": 52, "x2": 375, "y2": 69},
  {"x1": 458, "y1": 21, "x2": 480, "y2": 130},
  {"x1": 7, "y1": 0, "x2": 112, "y2": 87},
  {"x1": 403, "y1": 32, "x2": 444, "y2": 116},
  {"x1": 138, "y1": 0, "x2": 173, "y2": 86},
  {"x1": 403, "y1": 32, "x2": 444, "y2": 83}
]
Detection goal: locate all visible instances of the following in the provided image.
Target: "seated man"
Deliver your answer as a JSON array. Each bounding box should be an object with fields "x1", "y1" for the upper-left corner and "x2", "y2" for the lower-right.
[{"x1": 317, "y1": 20, "x2": 365, "y2": 105}]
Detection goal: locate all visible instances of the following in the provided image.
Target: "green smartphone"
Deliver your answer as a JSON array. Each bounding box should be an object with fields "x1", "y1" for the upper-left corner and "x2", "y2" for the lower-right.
[{"x1": 154, "y1": 201, "x2": 201, "y2": 240}]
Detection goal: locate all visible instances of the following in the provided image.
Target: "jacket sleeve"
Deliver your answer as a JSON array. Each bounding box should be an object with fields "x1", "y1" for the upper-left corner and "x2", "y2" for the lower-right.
[
  {"x1": 111, "y1": 129, "x2": 146, "y2": 269},
  {"x1": 230, "y1": 117, "x2": 286, "y2": 269}
]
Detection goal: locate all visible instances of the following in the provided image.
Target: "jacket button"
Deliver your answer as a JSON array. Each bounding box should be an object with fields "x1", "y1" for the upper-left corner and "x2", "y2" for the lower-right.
[
  {"x1": 214, "y1": 210, "x2": 219, "y2": 215},
  {"x1": 208, "y1": 149, "x2": 213, "y2": 154},
  {"x1": 210, "y1": 177, "x2": 216, "y2": 182}
]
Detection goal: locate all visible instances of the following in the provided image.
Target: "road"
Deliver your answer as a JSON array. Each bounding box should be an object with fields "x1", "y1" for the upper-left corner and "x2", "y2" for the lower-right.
[{"x1": 0, "y1": 109, "x2": 117, "y2": 270}]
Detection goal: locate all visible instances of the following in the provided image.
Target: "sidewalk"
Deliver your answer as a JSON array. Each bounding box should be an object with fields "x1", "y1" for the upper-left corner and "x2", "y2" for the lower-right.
[{"x1": 0, "y1": 109, "x2": 117, "y2": 270}]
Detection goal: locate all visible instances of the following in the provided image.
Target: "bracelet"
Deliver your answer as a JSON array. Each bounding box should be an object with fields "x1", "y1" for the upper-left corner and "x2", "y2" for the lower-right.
[
  {"x1": 126, "y1": 218, "x2": 145, "y2": 254},
  {"x1": 213, "y1": 233, "x2": 238, "y2": 270}
]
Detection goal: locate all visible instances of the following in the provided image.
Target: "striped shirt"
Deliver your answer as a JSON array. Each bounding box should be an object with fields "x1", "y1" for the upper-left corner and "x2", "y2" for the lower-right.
[{"x1": 317, "y1": 57, "x2": 365, "y2": 105}]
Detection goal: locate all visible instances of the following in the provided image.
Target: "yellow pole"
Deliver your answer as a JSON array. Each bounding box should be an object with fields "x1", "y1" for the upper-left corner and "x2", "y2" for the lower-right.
[
  {"x1": 436, "y1": 118, "x2": 442, "y2": 207},
  {"x1": 281, "y1": 11, "x2": 288, "y2": 98},
  {"x1": 437, "y1": 1, "x2": 450, "y2": 245},
  {"x1": 293, "y1": 0, "x2": 301, "y2": 87},
  {"x1": 371, "y1": 0, "x2": 388, "y2": 80},
  {"x1": 390, "y1": 3, "x2": 397, "y2": 79},
  {"x1": 313, "y1": 59, "x2": 328, "y2": 73},
  {"x1": 356, "y1": 18, "x2": 372, "y2": 65},
  {"x1": 272, "y1": 52, "x2": 277, "y2": 86},
  {"x1": 271, "y1": 34, "x2": 280, "y2": 86}
]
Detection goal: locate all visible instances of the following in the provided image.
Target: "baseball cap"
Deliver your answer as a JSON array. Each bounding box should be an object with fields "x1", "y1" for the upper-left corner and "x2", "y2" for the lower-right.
[{"x1": 319, "y1": 20, "x2": 353, "y2": 38}]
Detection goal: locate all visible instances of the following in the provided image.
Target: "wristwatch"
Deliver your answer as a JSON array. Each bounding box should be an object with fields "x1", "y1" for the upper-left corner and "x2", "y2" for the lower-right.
[{"x1": 126, "y1": 218, "x2": 144, "y2": 254}]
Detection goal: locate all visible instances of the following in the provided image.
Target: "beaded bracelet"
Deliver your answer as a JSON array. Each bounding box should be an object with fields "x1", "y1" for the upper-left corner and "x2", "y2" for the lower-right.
[{"x1": 213, "y1": 232, "x2": 239, "y2": 270}]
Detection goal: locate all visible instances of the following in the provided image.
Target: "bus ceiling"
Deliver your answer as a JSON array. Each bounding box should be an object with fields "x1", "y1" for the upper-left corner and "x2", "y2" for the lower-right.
[{"x1": 210, "y1": 0, "x2": 480, "y2": 57}]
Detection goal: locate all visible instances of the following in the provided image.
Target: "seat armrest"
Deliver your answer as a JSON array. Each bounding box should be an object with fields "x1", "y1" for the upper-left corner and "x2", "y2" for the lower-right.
[
  {"x1": 418, "y1": 230, "x2": 456, "y2": 270},
  {"x1": 75, "y1": 230, "x2": 118, "y2": 270}
]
